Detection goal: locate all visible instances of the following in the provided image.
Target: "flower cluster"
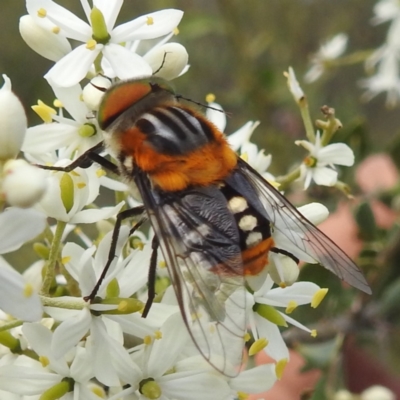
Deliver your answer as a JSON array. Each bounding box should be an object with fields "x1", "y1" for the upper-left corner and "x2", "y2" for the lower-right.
[
  {"x1": 361, "y1": 0, "x2": 400, "y2": 106},
  {"x1": 0, "y1": 1, "x2": 361, "y2": 399}
]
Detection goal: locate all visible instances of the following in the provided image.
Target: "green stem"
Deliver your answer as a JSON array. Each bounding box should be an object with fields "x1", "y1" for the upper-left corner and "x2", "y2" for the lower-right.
[
  {"x1": 276, "y1": 165, "x2": 302, "y2": 191},
  {"x1": 299, "y1": 97, "x2": 315, "y2": 143},
  {"x1": 0, "y1": 319, "x2": 23, "y2": 333},
  {"x1": 41, "y1": 220, "x2": 67, "y2": 295},
  {"x1": 40, "y1": 295, "x2": 86, "y2": 309}
]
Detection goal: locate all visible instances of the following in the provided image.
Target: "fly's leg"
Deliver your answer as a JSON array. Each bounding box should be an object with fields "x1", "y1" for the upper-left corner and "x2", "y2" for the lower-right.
[
  {"x1": 83, "y1": 206, "x2": 146, "y2": 301},
  {"x1": 270, "y1": 247, "x2": 299, "y2": 264},
  {"x1": 36, "y1": 141, "x2": 119, "y2": 175},
  {"x1": 142, "y1": 235, "x2": 159, "y2": 318}
]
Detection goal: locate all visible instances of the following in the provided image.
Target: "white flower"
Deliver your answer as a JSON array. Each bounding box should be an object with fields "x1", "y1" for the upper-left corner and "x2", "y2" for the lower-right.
[
  {"x1": 82, "y1": 75, "x2": 112, "y2": 111},
  {"x1": 0, "y1": 75, "x2": 27, "y2": 160},
  {"x1": 305, "y1": 33, "x2": 348, "y2": 83},
  {"x1": 22, "y1": 83, "x2": 103, "y2": 158},
  {"x1": 144, "y1": 42, "x2": 189, "y2": 81},
  {"x1": 372, "y1": 0, "x2": 400, "y2": 24},
  {"x1": 0, "y1": 323, "x2": 102, "y2": 399},
  {"x1": 0, "y1": 258, "x2": 43, "y2": 322},
  {"x1": 1, "y1": 159, "x2": 47, "y2": 208},
  {"x1": 296, "y1": 132, "x2": 355, "y2": 189},
  {"x1": 285, "y1": 67, "x2": 305, "y2": 103},
  {"x1": 26, "y1": 0, "x2": 184, "y2": 86},
  {"x1": 37, "y1": 162, "x2": 123, "y2": 224},
  {"x1": 123, "y1": 313, "x2": 231, "y2": 400},
  {"x1": 248, "y1": 275, "x2": 326, "y2": 362},
  {"x1": 0, "y1": 207, "x2": 46, "y2": 254},
  {"x1": 362, "y1": 2, "x2": 400, "y2": 106}
]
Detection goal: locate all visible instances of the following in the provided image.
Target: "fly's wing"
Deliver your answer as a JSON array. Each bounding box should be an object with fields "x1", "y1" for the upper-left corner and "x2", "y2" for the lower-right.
[
  {"x1": 135, "y1": 171, "x2": 246, "y2": 376},
  {"x1": 226, "y1": 158, "x2": 371, "y2": 294}
]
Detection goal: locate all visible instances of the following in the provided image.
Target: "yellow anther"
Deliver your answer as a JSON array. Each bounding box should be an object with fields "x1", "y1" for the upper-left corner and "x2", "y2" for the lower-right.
[
  {"x1": 275, "y1": 358, "x2": 288, "y2": 379},
  {"x1": 53, "y1": 99, "x2": 63, "y2": 108},
  {"x1": 249, "y1": 337, "x2": 268, "y2": 356},
  {"x1": 285, "y1": 300, "x2": 298, "y2": 314},
  {"x1": 154, "y1": 330, "x2": 162, "y2": 340},
  {"x1": 86, "y1": 39, "x2": 97, "y2": 50},
  {"x1": 61, "y1": 256, "x2": 71, "y2": 265},
  {"x1": 311, "y1": 288, "x2": 328, "y2": 308},
  {"x1": 311, "y1": 329, "x2": 317, "y2": 338},
  {"x1": 117, "y1": 300, "x2": 127, "y2": 312},
  {"x1": 96, "y1": 169, "x2": 106, "y2": 178},
  {"x1": 37, "y1": 8, "x2": 47, "y2": 18},
  {"x1": 173, "y1": 27, "x2": 179, "y2": 35},
  {"x1": 23, "y1": 283, "x2": 34, "y2": 298},
  {"x1": 39, "y1": 355, "x2": 50, "y2": 367},
  {"x1": 77, "y1": 182, "x2": 86, "y2": 189},
  {"x1": 205, "y1": 93, "x2": 216, "y2": 103},
  {"x1": 32, "y1": 100, "x2": 56, "y2": 123},
  {"x1": 144, "y1": 335, "x2": 152, "y2": 345},
  {"x1": 146, "y1": 16, "x2": 154, "y2": 25},
  {"x1": 52, "y1": 26, "x2": 60, "y2": 34},
  {"x1": 243, "y1": 332, "x2": 251, "y2": 342},
  {"x1": 237, "y1": 391, "x2": 248, "y2": 400}
]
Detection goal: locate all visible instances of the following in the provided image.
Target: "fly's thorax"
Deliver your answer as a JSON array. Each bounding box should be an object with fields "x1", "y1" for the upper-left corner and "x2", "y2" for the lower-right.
[{"x1": 98, "y1": 77, "x2": 176, "y2": 132}]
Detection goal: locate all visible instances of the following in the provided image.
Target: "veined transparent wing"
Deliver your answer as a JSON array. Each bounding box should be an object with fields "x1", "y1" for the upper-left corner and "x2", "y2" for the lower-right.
[
  {"x1": 226, "y1": 158, "x2": 371, "y2": 294},
  {"x1": 135, "y1": 171, "x2": 247, "y2": 376}
]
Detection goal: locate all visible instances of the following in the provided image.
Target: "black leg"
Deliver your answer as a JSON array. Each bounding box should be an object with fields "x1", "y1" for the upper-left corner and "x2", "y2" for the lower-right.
[
  {"x1": 36, "y1": 141, "x2": 119, "y2": 175},
  {"x1": 142, "y1": 235, "x2": 159, "y2": 318},
  {"x1": 84, "y1": 205, "x2": 146, "y2": 301},
  {"x1": 271, "y1": 247, "x2": 300, "y2": 264}
]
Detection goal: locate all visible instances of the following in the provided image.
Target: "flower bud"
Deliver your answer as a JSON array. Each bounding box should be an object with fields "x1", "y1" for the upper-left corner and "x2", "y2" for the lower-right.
[
  {"x1": 19, "y1": 15, "x2": 71, "y2": 62},
  {"x1": 82, "y1": 76, "x2": 112, "y2": 111},
  {"x1": 0, "y1": 75, "x2": 27, "y2": 160},
  {"x1": 269, "y1": 253, "x2": 299, "y2": 287},
  {"x1": 361, "y1": 386, "x2": 395, "y2": 400},
  {"x1": 2, "y1": 159, "x2": 47, "y2": 208},
  {"x1": 145, "y1": 43, "x2": 189, "y2": 80}
]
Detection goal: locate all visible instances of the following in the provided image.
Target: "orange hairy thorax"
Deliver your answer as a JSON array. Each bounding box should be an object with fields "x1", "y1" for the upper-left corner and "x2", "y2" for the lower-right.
[{"x1": 119, "y1": 126, "x2": 238, "y2": 192}]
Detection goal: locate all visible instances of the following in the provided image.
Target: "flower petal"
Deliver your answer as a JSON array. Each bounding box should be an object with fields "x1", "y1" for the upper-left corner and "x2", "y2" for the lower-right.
[
  {"x1": 45, "y1": 44, "x2": 101, "y2": 87},
  {"x1": 102, "y1": 44, "x2": 152, "y2": 80},
  {"x1": 51, "y1": 307, "x2": 92, "y2": 358},
  {"x1": 112, "y1": 9, "x2": 183, "y2": 42},
  {"x1": 312, "y1": 166, "x2": 338, "y2": 186},
  {"x1": 318, "y1": 143, "x2": 354, "y2": 166}
]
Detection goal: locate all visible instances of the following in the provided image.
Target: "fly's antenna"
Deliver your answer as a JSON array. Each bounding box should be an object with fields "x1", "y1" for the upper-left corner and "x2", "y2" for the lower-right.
[{"x1": 175, "y1": 94, "x2": 232, "y2": 117}]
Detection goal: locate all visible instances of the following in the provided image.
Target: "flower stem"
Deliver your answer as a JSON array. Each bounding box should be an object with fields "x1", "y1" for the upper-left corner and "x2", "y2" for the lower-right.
[
  {"x1": 276, "y1": 165, "x2": 302, "y2": 190},
  {"x1": 299, "y1": 97, "x2": 316, "y2": 143},
  {"x1": 317, "y1": 106, "x2": 342, "y2": 146},
  {"x1": 41, "y1": 220, "x2": 67, "y2": 295},
  {"x1": 0, "y1": 319, "x2": 23, "y2": 333}
]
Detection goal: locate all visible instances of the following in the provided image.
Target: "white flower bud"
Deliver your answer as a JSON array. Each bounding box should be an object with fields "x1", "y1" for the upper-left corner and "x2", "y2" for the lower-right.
[
  {"x1": 298, "y1": 202, "x2": 329, "y2": 225},
  {"x1": 361, "y1": 386, "x2": 395, "y2": 400},
  {"x1": 2, "y1": 159, "x2": 47, "y2": 208},
  {"x1": 269, "y1": 253, "x2": 300, "y2": 287},
  {"x1": 144, "y1": 43, "x2": 189, "y2": 80},
  {"x1": 82, "y1": 76, "x2": 112, "y2": 111},
  {"x1": 284, "y1": 67, "x2": 305, "y2": 103},
  {"x1": 19, "y1": 15, "x2": 71, "y2": 62},
  {"x1": 0, "y1": 75, "x2": 27, "y2": 160}
]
